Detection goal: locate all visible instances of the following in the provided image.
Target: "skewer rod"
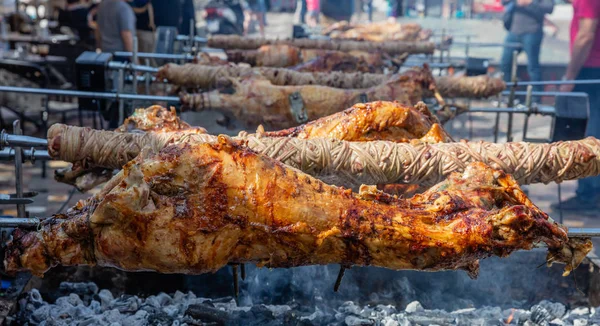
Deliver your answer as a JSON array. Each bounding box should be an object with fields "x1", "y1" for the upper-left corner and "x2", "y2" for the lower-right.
[
  {"x1": 114, "y1": 51, "x2": 195, "y2": 61},
  {"x1": 0, "y1": 216, "x2": 597, "y2": 238},
  {"x1": 567, "y1": 228, "x2": 600, "y2": 238},
  {"x1": 469, "y1": 106, "x2": 555, "y2": 115},
  {"x1": 0, "y1": 217, "x2": 39, "y2": 227},
  {"x1": 1, "y1": 132, "x2": 48, "y2": 148},
  {"x1": 501, "y1": 90, "x2": 589, "y2": 97},
  {"x1": 0, "y1": 148, "x2": 51, "y2": 162},
  {"x1": 508, "y1": 79, "x2": 600, "y2": 87},
  {"x1": 0, "y1": 86, "x2": 179, "y2": 102}
]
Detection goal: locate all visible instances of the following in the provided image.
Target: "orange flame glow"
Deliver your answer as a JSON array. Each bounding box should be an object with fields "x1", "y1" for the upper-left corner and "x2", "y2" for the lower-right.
[{"x1": 506, "y1": 308, "x2": 516, "y2": 324}]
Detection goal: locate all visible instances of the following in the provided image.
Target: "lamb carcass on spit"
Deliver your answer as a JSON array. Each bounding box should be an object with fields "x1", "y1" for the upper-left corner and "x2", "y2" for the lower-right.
[
  {"x1": 225, "y1": 45, "x2": 390, "y2": 73},
  {"x1": 206, "y1": 35, "x2": 436, "y2": 55},
  {"x1": 53, "y1": 102, "x2": 447, "y2": 192},
  {"x1": 180, "y1": 67, "x2": 436, "y2": 129},
  {"x1": 5, "y1": 137, "x2": 592, "y2": 278},
  {"x1": 321, "y1": 21, "x2": 433, "y2": 42},
  {"x1": 158, "y1": 63, "x2": 506, "y2": 99}
]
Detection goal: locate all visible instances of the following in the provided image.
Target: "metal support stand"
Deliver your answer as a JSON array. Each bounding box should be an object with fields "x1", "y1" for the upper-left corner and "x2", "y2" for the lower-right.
[
  {"x1": 13, "y1": 121, "x2": 25, "y2": 218},
  {"x1": 493, "y1": 97, "x2": 501, "y2": 143},
  {"x1": 506, "y1": 50, "x2": 519, "y2": 142},
  {"x1": 334, "y1": 266, "x2": 346, "y2": 292},
  {"x1": 117, "y1": 68, "x2": 125, "y2": 125},
  {"x1": 232, "y1": 264, "x2": 239, "y2": 297},
  {"x1": 132, "y1": 37, "x2": 139, "y2": 95}
]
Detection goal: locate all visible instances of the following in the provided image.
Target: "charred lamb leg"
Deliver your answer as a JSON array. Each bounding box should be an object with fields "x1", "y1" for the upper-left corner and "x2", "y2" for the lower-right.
[{"x1": 5, "y1": 137, "x2": 591, "y2": 277}]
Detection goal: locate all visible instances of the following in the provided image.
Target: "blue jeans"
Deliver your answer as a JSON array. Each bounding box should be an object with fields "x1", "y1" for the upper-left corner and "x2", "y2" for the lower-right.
[
  {"x1": 500, "y1": 31, "x2": 544, "y2": 93},
  {"x1": 574, "y1": 67, "x2": 600, "y2": 195}
]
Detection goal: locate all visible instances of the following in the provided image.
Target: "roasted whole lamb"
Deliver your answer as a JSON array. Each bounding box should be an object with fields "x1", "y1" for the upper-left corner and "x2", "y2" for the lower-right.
[
  {"x1": 206, "y1": 35, "x2": 435, "y2": 55},
  {"x1": 5, "y1": 138, "x2": 591, "y2": 278},
  {"x1": 159, "y1": 63, "x2": 506, "y2": 99},
  {"x1": 180, "y1": 67, "x2": 436, "y2": 129}
]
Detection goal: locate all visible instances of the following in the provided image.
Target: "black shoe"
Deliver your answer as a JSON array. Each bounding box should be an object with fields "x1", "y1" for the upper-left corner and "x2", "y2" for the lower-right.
[{"x1": 551, "y1": 195, "x2": 600, "y2": 211}]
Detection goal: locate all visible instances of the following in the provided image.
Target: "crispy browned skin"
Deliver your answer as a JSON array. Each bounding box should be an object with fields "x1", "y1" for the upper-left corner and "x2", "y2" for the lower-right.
[
  {"x1": 323, "y1": 21, "x2": 432, "y2": 42},
  {"x1": 5, "y1": 138, "x2": 590, "y2": 278},
  {"x1": 291, "y1": 51, "x2": 384, "y2": 73},
  {"x1": 263, "y1": 101, "x2": 452, "y2": 143},
  {"x1": 115, "y1": 106, "x2": 206, "y2": 134},
  {"x1": 429, "y1": 75, "x2": 507, "y2": 99},
  {"x1": 181, "y1": 67, "x2": 436, "y2": 129},
  {"x1": 55, "y1": 106, "x2": 206, "y2": 192}
]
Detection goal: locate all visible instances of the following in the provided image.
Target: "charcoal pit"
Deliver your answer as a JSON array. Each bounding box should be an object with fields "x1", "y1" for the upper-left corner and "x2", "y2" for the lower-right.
[{"x1": 7, "y1": 249, "x2": 600, "y2": 325}]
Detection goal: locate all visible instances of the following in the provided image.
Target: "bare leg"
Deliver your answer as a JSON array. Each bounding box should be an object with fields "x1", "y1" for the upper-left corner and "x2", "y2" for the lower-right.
[
  {"x1": 243, "y1": 10, "x2": 252, "y2": 36},
  {"x1": 257, "y1": 13, "x2": 265, "y2": 37}
]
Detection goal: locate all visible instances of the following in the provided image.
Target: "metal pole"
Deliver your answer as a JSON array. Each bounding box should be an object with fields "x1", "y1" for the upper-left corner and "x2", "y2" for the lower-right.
[
  {"x1": 0, "y1": 217, "x2": 40, "y2": 228},
  {"x1": 501, "y1": 90, "x2": 589, "y2": 97},
  {"x1": 507, "y1": 79, "x2": 600, "y2": 87},
  {"x1": 117, "y1": 68, "x2": 125, "y2": 125},
  {"x1": 493, "y1": 98, "x2": 501, "y2": 143},
  {"x1": 132, "y1": 36, "x2": 139, "y2": 95},
  {"x1": 0, "y1": 86, "x2": 180, "y2": 102},
  {"x1": 1, "y1": 131, "x2": 48, "y2": 148},
  {"x1": 507, "y1": 50, "x2": 519, "y2": 142},
  {"x1": 440, "y1": 28, "x2": 445, "y2": 64},
  {"x1": 13, "y1": 121, "x2": 25, "y2": 218},
  {"x1": 113, "y1": 51, "x2": 194, "y2": 61}
]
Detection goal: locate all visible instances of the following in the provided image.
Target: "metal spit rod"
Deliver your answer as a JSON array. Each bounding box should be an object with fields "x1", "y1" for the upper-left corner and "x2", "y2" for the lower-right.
[
  {"x1": 0, "y1": 86, "x2": 180, "y2": 103},
  {"x1": 567, "y1": 228, "x2": 600, "y2": 238},
  {"x1": 0, "y1": 148, "x2": 50, "y2": 162},
  {"x1": 13, "y1": 121, "x2": 25, "y2": 218},
  {"x1": 501, "y1": 90, "x2": 589, "y2": 97},
  {"x1": 0, "y1": 130, "x2": 48, "y2": 149},
  {"x1": 507, "y1": 79, "x2": 600, "y2": 87},
  {"x1": 0, "y1": 216, "x2": 597, "y2": 237},
  {"x1": 113, "y1": 51, "x2": 196, "y2": 61}
]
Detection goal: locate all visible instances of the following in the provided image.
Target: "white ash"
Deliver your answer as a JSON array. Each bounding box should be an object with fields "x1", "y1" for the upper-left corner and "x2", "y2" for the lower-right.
[{"x1": 15, "y1": 282, "x2": 600, "y2": 326}]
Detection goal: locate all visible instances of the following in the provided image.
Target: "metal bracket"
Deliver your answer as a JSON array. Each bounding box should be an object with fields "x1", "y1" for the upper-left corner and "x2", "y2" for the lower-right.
[{"x1": 288, "y1": 92, "x2": 308, "y2": 124}]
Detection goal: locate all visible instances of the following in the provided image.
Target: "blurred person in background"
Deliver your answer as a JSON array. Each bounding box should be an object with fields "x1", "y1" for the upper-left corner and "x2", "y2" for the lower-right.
[
  {"x1": 244, "y1": 0, "x2": 266, "y2": 37},
  {"x1": 58, "y1": 0, "x2": 94, "y2": 47},
  {"x1": 305, "y1": 0, "x2": 319, "y2": 27},
  {"x1": 95, "y1": 0, "x2": 135, "y2": 53},
  {"x1": 554, "y1": 0, "x2": 600, "y2": 210},
  {"x1": 181, "y1": 0, "x2": 196, "y2": 35},
  {"x1": 0, "y1": 0, "x2": 15, "y2": 19},
  {"x1": 129, "y1": 0, "x2": 155, "y2": 53},
  {"x1": 151, "y1": 0, "x2": 181, "y2": 30},
  {"x1": 320, "y1": 0, "x2": 353, "y2": 24},
  {"x1": 500, "y1": 0, "x2": 554, "y2": 93},
  {"x1": 387, "y1": 0, "x2": 402, "y2": 21},
  {"x1": 294, "y1": 0, "x2": 307, "y2": 24}
]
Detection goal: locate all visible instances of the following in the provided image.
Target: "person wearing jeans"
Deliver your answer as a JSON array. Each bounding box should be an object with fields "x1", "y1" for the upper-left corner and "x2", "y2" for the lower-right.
[
  {"x1": 500, "y1": 0, "x2": 554, "y2": 93},
  {"x1": 554, "y1": 0, "x2": 600, "y2": 210}
]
